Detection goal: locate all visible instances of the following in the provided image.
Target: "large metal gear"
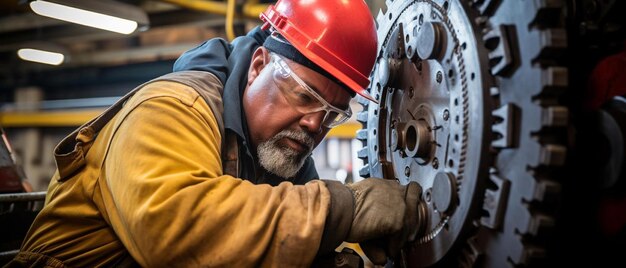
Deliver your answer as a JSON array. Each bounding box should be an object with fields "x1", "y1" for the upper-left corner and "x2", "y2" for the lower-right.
[{"x1": 357, "y1": 0, "x2": 569, "y2": 267}]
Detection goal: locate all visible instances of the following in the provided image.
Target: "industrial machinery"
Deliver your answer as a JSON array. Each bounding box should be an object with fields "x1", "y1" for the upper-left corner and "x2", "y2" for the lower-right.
[
  {"x1": 0, "y1": 127, "x2": 46, "y2": 263},
  {"x1": 357, "y1": 0, "x2": 625, "y2": 267},
  {"x1": 1, "y1": 0, "x2": 624, "y2": 267}
]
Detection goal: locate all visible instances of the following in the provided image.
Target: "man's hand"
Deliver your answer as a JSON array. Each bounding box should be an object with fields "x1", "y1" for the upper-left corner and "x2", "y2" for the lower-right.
[
  {"x1": 345, "y1": 179, "x2": 422, "y2": 264},
  {"x1": 320, "y1": 178, "x2": 426, "y2": 265},
  {"x1": 345, "y1": 179, "x2": 421, "y2": 242}
]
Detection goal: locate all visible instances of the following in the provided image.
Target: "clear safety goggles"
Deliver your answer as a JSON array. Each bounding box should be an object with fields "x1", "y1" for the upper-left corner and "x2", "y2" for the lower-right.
[{"x1": 269, "y1": 53, "x2": 352, "y2": 128}]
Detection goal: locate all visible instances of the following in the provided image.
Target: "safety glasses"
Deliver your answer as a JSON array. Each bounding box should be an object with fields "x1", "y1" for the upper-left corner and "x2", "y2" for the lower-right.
[{"x1": 269, "y1": 53, "x2": 352, "y2": 128}]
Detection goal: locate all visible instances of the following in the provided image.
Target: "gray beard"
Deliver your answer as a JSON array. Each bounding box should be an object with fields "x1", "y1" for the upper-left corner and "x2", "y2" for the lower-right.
[{"x1": 257, "y1": 129, "x2": 315, "y2": 179}]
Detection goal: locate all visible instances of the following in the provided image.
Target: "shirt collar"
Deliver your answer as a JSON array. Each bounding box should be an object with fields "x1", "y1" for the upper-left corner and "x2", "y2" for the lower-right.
[{"x1": 223, "y1": 80, "x2": 247, "y2": 139}]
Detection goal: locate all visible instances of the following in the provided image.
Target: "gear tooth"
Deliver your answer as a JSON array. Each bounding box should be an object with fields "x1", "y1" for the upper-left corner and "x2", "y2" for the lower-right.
[
  {"x1": 510, "y1": 243, "x2": 548, "y2": 267},
  {"x1": 480, "y1": 172, "x2": 510, "y2": 229},
  {"x1": 474, "y1": 15, "x2": 489, "y2": 27},
  {"x1": 357, "y1": 147, "x2": 369, "y2": 160},
  {"x1": 532, "y1": 179, "x2": 561, "y2": 202},
  {"x1": 491, "y1": 103, "x2": 518, "y2": 149},
  {"x1": 359, "y1": 164, "x2": 371, "y2": 177},
  {"x1": 521, "y1": 246, "x2": 548, "y2": 266},
  {"x1": 483, "y1": 25, "x2": 515, "y2": 75},
  {"x1": 385, "y1": 0, "x2": 394, "y2": 10},
  {"x1": 541, "y1": 29, "x2": 567, "y2": 49},
  {"x1": 541, "y1": 106, "x2": 568, "y2": 127},
  {"x1": 525, "y1": 213, "x2": 556, "y2": 237},
  {"x1": 459, "y1": 235, "x2": 482, "y2": 268},
  {"x1": 490, "y1": 86, "x2": 500, "y2": 97},
  {"x1": 539, "y1": 144, "x2": 566, "y2": 166},
  {"x1": 470, "y1": 0, "x2": 502, "y2": 15},
  {"x1": 529, "y1": 0, "x2": 566, "y2": 30},
  {"x1": 533, "y1": 29, "x2": 567, "y2": 66},
  {"x1": 540, "y1": 67, "x2": 568, "y2": 95},
  {"x1": 355, "y1": 129, "x2": 368, "y2": 140},
  {"x1": 356, "y1": 111, "x2": 368, "y2": 124},
  {"x1": 542, "y1": 67, "x2": 568, "y2": 87},
  {"x1": 376, "y1": 9, "x2": 385, "y2": 23},
  {"x1": 357, "y1": 94, "x2": 370, "y2": 106},
  {"x1": 515, "y1": 209, "x2": 555, "y2": 237},
  {"x1": 482, "y1": 26, "x2": 499, "y2": 46}
]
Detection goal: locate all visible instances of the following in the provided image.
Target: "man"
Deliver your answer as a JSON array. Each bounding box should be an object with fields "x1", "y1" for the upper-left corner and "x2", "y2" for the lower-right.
[{"x1": 8, "y1": 0, "x2": 424, "y2": 267}]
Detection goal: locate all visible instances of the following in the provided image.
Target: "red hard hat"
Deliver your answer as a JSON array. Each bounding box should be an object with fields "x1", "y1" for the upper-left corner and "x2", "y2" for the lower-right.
[{"x1": 260, "y1": 0, "x2": 378, "y2": 102}]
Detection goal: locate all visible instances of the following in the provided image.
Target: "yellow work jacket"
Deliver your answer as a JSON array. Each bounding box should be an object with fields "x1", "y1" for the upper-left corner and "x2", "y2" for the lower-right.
[{"x1": 9, "y1": 71, "x2": 346, "y2": 267}]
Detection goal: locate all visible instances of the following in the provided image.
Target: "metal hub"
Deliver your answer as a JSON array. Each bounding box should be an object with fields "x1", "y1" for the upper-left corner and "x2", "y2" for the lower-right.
[{"x1": 392, "y1": 119, "x2": 433, "y2": 158}]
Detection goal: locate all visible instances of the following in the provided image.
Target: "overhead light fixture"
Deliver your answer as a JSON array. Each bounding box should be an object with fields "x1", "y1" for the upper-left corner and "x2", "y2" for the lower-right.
[
  {"x1": 29, "y1": 0, "x2": 149, "y2": 35},
  {"x1": 17, "y1": 42, "x2": 68, "y2": 66},
  {"x1": 17, "y1": 48, "x2": 64, "y2": 65}
]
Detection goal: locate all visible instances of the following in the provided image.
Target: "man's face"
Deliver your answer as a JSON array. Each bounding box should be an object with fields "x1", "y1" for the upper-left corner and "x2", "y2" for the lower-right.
[{"x1": 243, "y1": 47, "x2": 352, "y2": 178}]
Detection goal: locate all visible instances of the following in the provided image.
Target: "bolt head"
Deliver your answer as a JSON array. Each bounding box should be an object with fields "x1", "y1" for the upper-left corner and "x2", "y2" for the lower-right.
[{"x1": 432, "y1": 158, "x2": 439, "y2": 169}]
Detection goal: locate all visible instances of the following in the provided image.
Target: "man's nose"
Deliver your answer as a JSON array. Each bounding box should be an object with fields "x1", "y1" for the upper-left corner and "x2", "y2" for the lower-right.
[{"x1": 299, "y1": 110, "x2": 327, "y2": 134}]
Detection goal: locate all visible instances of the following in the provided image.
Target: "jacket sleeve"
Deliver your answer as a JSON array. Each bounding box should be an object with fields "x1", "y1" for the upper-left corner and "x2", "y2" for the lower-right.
[{"x1": 100, "y1": 82, "x2": 332, "y2": 267}]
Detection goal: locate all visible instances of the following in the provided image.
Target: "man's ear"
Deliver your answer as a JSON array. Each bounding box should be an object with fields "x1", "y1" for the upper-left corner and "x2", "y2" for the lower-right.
[{"x1": 247, "y1": 46, "x2": 270, "y2": 87}]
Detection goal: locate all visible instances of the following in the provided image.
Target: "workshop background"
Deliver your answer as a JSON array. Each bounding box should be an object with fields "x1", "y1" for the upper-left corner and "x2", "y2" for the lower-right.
[
  {"x1": 0, "y1": 0, "x2": 388, "y2": 191},
  {"x1": 1, "y1": 0, "x2": 626, "y2": 267}
]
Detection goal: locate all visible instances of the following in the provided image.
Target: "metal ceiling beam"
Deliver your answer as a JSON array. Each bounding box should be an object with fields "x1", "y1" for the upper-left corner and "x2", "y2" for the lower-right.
[
  {"x1": 0, "y1": 13, "x2": 66, "y2": 33},
  {"x1": 65, "y1": 42, "x2": 197, "y2": 67},
  {"x1": 161, "y1": 0, "x2": 268, "y2": 19},
  {"x1": 0, "y1": 10, "x2": 229, "y2": 52},
  {"x1": 0, "y1": 60, "x2": 175, "y2": 92}
]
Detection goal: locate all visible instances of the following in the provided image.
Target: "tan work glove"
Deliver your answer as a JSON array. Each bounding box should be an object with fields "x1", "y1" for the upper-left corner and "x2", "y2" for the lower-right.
[{"x1": 319, "y1": 179, "x2": 423, "y2": 265}]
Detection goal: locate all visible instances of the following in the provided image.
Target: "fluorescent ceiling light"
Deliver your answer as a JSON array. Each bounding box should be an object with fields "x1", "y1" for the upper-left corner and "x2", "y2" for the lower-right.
[
  {"x1": 29, "y1": 0, "x2": 149, "y2": 35},
  {"x1": 30, "y1": 1, "x2": 137, "y2": 34},
  {"x1": 17, "y1": 48, "x2": 65, "y2": 65}
]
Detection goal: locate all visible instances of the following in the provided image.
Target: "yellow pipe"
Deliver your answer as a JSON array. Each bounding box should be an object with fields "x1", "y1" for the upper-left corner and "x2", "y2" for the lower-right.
[
  {"x1": 327, "y1": 123, "x2": 361, "y2": 139},
  {"x1": 242, "y1": 4, "x2": 266, "y2": 18},
  {"x1": 162, "y1": 0, "x2": 227, "y2": 15},
  {"x1": 226, "y1": 0, "x2": 236, "y2": 41},
  {"x1": 0, "y1": 109, "x2": 361, "y2": 139},
  {"x1": 162, "y1": 0, "x2": 268, "y2": 19},
  {"x1": 0, "y1": 109, "x2": 103, "y2": 127}
]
